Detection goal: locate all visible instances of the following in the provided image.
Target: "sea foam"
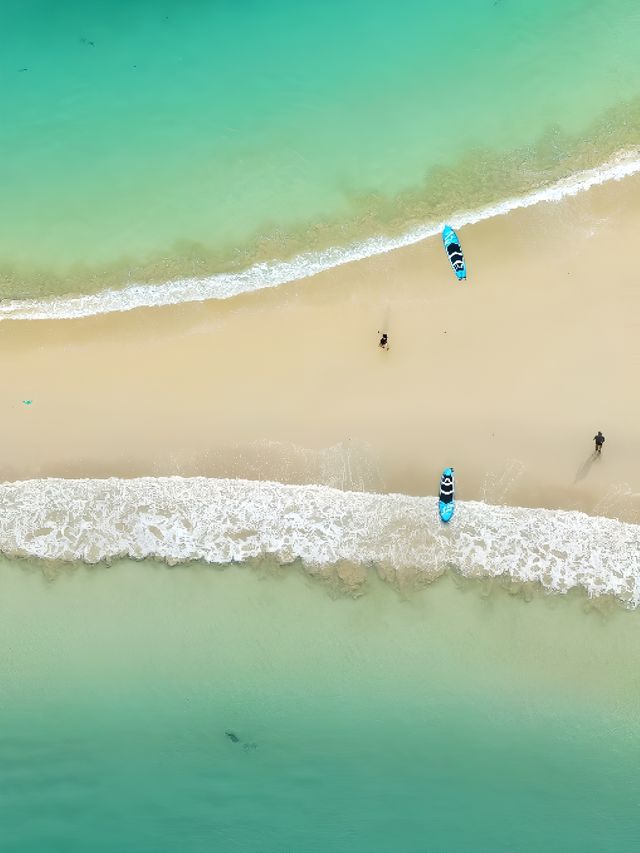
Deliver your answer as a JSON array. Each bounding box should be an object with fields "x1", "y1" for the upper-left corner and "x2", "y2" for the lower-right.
[
  {"x1": 1, "y1": 477, "x2": 638, "y2": 606},
  {"x1": 1, "y1": 150, "x2": 639, "y2": 322}
]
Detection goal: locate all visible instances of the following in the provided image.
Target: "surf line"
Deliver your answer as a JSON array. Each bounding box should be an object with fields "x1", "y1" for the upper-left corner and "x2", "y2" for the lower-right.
[
  {"x1": 1, "y1": 148, "x2": 639, "y2": 322},
  {"x1": 0, "y1": 477, "x2": 638, "y2": 605}
]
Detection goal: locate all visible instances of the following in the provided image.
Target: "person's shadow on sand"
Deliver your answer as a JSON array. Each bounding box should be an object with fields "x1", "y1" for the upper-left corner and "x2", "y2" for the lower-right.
[{"x1": 574, "y1": 452, "x2": 599, "y2": 483}]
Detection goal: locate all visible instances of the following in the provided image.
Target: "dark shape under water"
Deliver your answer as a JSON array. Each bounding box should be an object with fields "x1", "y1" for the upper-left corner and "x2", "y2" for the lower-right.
[{"x1": 225, "y1": 731, "x2": 240, "y2": 743}]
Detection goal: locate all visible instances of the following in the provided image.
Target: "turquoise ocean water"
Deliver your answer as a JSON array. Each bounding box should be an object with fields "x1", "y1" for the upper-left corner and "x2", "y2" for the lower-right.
[
  {"x1": 1, "y1": 0, "x2": 640, "y2": 303},
  {"x1": 2, "y1": 3, "x2": 640, "y2": 847},
  {"x1": 1, "y1": 558, "x2": 640, "y2": 853}
]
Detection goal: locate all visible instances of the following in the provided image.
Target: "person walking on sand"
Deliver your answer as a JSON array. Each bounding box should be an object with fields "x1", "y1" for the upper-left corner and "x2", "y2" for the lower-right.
[
  {"x1": 378, "y1": 331, "x2": 389, "y2": 351},
  {"x1": 594, "y1": 431, "x2": 605, "y2": 454}
]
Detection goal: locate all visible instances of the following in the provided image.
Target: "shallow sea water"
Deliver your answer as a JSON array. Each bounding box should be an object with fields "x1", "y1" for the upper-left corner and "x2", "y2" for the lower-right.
[
  {"x1": 2, "y1": 0, "x2": 640, "y2": 296},
  {"x1": 1, "y1": 558, "x2": 639, "y2": 852}
]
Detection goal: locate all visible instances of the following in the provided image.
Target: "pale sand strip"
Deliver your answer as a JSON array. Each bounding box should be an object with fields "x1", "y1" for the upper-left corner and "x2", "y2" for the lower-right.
[{"x1": 0, "y1": 173, "x2": 638, "y2": 522}]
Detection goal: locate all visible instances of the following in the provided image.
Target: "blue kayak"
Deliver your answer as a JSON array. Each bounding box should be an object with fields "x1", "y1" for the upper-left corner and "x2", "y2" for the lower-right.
[
  {"x1": 442, "y1": 225, "x2": 466, "y2": 280},
  {"x1": 439, "y1": 467, "x2": 455, "y2": 523}
]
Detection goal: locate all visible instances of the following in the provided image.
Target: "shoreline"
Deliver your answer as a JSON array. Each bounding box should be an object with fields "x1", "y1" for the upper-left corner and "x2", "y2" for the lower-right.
[
  {"x1": 0, "y1": 170, "x2": 638, "y2": 527},
  {"x1": 0, "y1": 477, "x2": 638, "y2": 606},
  {"x1": 1, "y1": 148, "x2": 640, "y2": 321}
]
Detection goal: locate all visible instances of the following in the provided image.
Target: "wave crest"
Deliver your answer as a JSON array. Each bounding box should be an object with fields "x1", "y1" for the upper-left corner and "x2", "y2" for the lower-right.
[
  {"x1": 1, "y1": 477, "x2": 638, "y2": 606},
  {"x1": 1, "y1": 150, "x2": 639, "y2": 321}
]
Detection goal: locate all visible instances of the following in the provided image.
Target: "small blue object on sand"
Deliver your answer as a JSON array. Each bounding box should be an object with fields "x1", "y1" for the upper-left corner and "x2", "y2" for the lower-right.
[
  {"x1": 442, "y1": 225, "x2": 466, "y2": 280},
  {"x1": 439, "y1": 467, "x2": 455, "y2": 522}
]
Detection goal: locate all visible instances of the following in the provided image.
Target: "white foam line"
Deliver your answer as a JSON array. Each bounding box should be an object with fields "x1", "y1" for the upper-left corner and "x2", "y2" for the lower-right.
[
  {"x1": 2, "y1": 149, "x2": 640, "y2": 322},
  {"x1": 1, "y1": 477, "x2": 638, "y2": 606}
]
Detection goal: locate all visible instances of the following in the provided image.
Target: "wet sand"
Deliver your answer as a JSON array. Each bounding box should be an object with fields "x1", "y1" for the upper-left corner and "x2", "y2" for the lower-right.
[{"x1": 1, "y1": 172, "x2": 638, "y2": 522}]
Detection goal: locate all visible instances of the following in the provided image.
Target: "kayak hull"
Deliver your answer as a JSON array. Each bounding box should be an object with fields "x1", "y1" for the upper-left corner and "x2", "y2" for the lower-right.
[
  {"x1": 439, "y1": 500, "x2": 454, "y2": 523},
  {"x1": 442, "y1": 225, "x2": 467, "y2": 280},
  {"x1": 438, "y1": 467, "x2": 456, "y2": 523}
]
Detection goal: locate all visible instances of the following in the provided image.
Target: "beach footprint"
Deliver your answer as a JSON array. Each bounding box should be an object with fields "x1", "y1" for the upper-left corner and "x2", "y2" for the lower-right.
[{"x1": 481, "y1": 458, "x2": 525, "y2": 504}]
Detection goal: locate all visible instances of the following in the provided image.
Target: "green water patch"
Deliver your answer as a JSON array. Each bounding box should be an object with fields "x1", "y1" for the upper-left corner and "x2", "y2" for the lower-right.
[
  {"x1": 1, "y1": 558, "x2": 639, "y2": 851},
  {"x1": 1, "y1": 0, "x2": 640, "y2": 300},
  {"x1": 1, "y1": 97, "x2": 640, "y2": 302},
  {"x1": 1, "y1": 557, "x2": 637, "y2": 716}
]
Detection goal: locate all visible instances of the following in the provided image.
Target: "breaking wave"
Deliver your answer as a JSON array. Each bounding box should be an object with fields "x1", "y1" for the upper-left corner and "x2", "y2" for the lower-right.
[
  {"x1": 1, "y1": 477, "x2": 638, "y2": 606},
  {"x1": 1, "y1": 150, "x2": 639, "y2": 321}
]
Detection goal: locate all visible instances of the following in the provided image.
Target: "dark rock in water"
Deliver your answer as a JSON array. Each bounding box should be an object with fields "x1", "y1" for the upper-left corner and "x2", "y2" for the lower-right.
[{"x1": 225, "y1": 731, "x2": 240, "y2": 743}]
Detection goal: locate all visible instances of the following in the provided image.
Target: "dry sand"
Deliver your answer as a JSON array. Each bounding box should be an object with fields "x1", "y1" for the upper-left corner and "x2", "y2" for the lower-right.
[{"x1": 1, "y1": 173, "x2": 639, "y2": 522}]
